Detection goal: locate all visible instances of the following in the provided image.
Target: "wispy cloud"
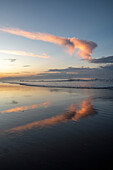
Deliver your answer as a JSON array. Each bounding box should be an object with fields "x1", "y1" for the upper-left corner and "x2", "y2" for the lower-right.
[
  {"x1": 8, "y1": 58, "x2": 16, "y2": 62},
  {"x1": 11, "y1": 100, "x2": 18, "y2": 104},
  {"x1": 23, "y1": 65, "x2": 31, "y2": 67},
  {"x1": 0, "y1": 50, "x2": 50, "y2": 59},
  {"x1": 48, "y1": 67, "x2": 91, "y2": 72},
  {"x1": 0, "y1": 27, "x2": 97, "y2": 60},
  {"x1": 90, "y1": 56, "x2": 113, "y2": 64}
]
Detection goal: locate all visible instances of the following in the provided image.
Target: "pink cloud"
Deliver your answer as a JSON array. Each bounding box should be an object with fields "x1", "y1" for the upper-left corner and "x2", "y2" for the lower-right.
[{"x1": 0, "y1": 27, "x2": 97, "y2": 60}]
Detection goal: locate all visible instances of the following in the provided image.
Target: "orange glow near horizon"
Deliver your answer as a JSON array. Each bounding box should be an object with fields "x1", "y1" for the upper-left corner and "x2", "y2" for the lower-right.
[
  {"x1": 0, "y1": 73, "x2": 35, "y2": 79},
  {"x1": 0, "y1": 71, "x2": 45, "y2": 79}
]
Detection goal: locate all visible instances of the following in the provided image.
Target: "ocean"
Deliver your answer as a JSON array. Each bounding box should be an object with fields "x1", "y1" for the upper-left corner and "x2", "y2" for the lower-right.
[{"x1": 2, "y1": 77, "x2": 113, "y2": 89}]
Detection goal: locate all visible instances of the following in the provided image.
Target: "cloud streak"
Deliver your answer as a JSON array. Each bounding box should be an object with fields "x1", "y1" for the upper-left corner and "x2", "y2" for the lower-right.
[
  {"x1": 8, "y1": 58, "x2": 16, "y2": 62},
  {"x1": 23, "y1": 65, "x2": 31, "y2": 67},
  {"x1": 0, "y1": 50, "x2": 50, "y2": 59},
  {"x1": 0, "y1": 27, "x2": 97, "y2": 60},
  {"x1": 90, "y1": 56, "x2": 113, "y2": 64}
]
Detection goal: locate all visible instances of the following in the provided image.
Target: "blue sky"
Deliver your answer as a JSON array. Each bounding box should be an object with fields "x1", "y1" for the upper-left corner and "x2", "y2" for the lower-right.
[{"x1": 0, "y1": 0, "x2": 113, "y2": 78}]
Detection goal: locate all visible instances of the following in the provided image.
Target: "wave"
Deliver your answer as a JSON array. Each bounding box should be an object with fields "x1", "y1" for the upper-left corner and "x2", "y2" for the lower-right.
[
  {"x1": 18, "y1": 83, "x2": 113, "y2": 89},
  {"x1": 19, "y1": 78, "x2": 113, "y2": 82},
  {"x1": 1, "y1": 80, "x2": 113, "y2": 89}
]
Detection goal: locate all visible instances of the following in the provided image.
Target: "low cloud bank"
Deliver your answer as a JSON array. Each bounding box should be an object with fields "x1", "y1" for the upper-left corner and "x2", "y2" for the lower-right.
[
  {"x1": 1, "y1": 64, "x2": 113, "y2": 80},
  {"x1": 90, "y1": 56, "x2": 113, "y2": 64}
]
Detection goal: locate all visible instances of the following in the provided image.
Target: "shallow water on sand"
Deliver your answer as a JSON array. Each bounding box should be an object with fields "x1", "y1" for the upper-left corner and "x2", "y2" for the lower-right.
[{"x1": 0, "y1": 83, "x2": 113, "y2": 169}]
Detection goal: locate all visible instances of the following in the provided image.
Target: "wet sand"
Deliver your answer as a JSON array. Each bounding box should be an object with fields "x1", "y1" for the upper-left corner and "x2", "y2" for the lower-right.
[{"x1": 0, "y1": 83, "x2": 113, "y2": 169}]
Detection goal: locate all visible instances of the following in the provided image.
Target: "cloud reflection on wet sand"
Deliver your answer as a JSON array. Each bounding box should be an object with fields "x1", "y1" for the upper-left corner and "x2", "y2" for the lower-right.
[
  {"x1": 0, "y1": 102, "x2": 50, "y2": 114},
  {"x1": 5, "y1": 99, "x2": 97, "y2": 133}
]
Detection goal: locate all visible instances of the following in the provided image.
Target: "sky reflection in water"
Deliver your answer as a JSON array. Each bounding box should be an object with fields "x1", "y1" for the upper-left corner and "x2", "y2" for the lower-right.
[
  {"x1": 0, "y1": 102, "x2": 50, "y2": 114},
  {"x1": 0, "y1": 84, "x2": 99, "y2": 134},
  {"x1": 0, "y1": 84, "x2": 113, "y2": 169},
  {"x1": 5, "y1": 98, "x2": 97, "y2": 133}
]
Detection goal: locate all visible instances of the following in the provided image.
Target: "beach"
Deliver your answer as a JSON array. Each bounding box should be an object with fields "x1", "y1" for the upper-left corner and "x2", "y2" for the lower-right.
[
  {"x1": 0, "y1": 83, "x2": 113, "y2": 169},
  {"x1": 0, "y1": 0, "x2": 113, "y2": 169}
]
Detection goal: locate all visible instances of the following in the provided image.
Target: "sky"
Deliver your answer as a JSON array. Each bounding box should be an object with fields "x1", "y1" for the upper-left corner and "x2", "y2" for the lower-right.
[{"x1": 0, "y1": 0, "x2": 113, "y2": 79}]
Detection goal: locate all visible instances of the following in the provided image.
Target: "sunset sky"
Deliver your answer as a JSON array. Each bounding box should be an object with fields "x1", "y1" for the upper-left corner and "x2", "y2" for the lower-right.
[{"x1": 0, "y1": 0, "x2": 113, "y2": 79}]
